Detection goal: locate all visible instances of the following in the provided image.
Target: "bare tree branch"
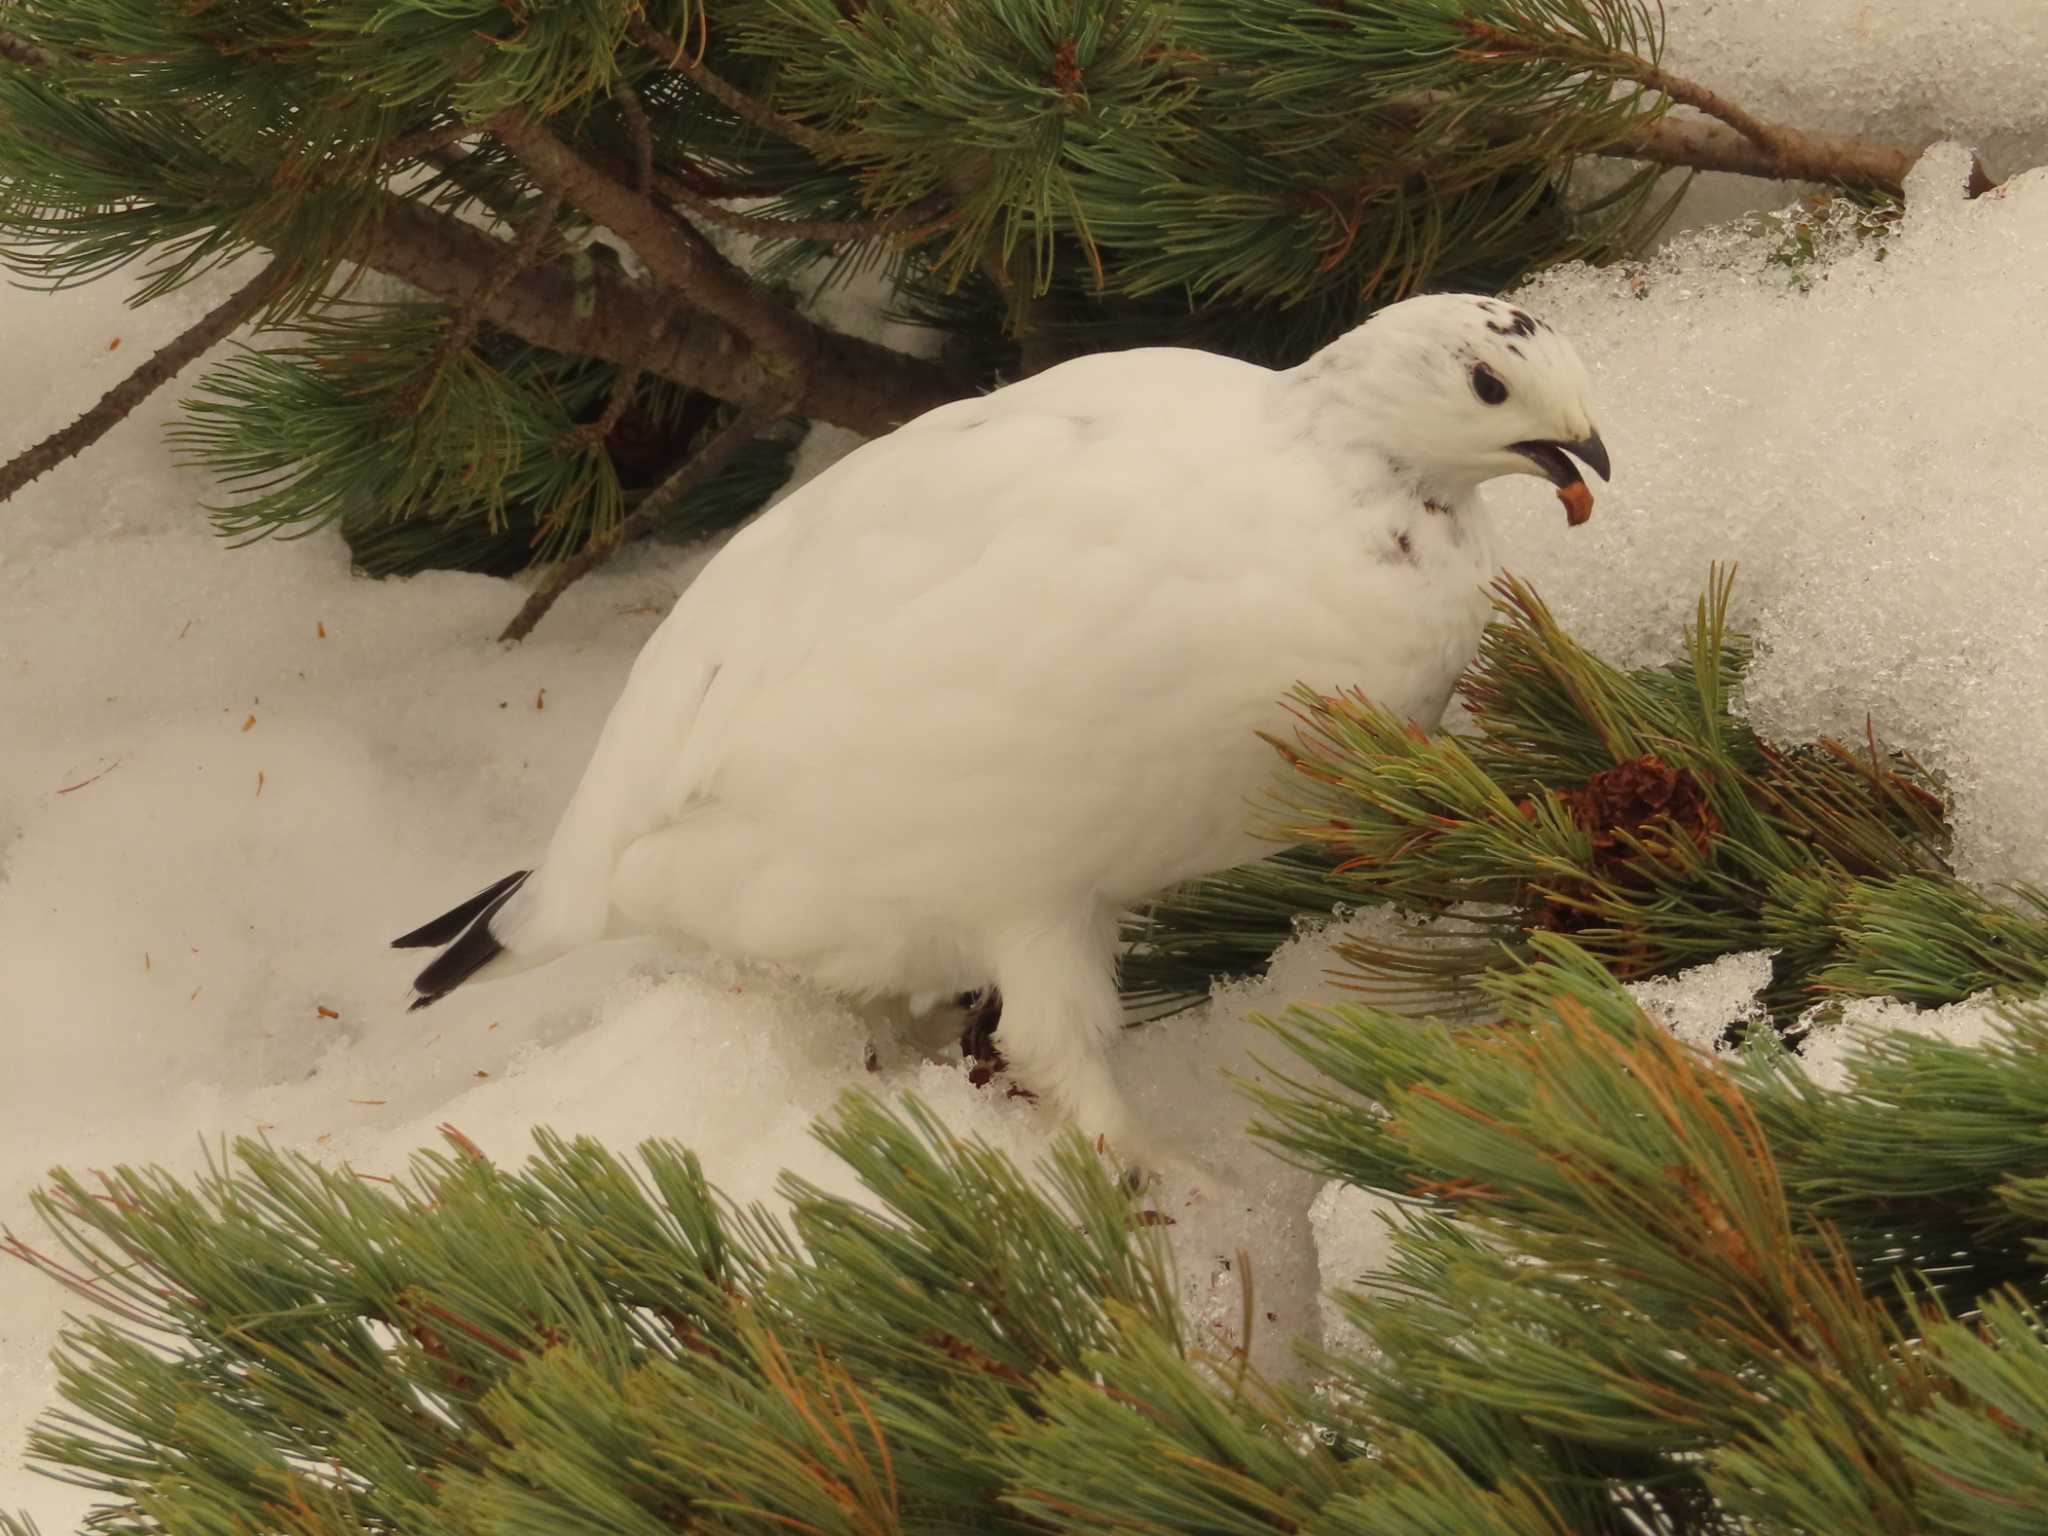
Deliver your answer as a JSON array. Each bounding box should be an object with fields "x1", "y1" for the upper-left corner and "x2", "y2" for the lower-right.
[
  {"x1": 498, "y1": 406, "x2": 775, "y2": 643},
  {"x1": 1448, "y1": 23, "x2": 1995, "y2": 198},
  {"x1": 0, "y1": 255, "x2": 291, "y2": 507},
  {"x1": 1597, "y1": 111, "x2": 1994, "y2": 198},
  {"x1": 1628, "y1": 65, "x2": 1786, "y2": 157}
]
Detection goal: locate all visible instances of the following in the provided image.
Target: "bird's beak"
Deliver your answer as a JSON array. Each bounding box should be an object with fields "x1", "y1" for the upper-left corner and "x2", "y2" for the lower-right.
[{"x1": 1510, "y1": 430, "x2": 1610, "y2": 526}]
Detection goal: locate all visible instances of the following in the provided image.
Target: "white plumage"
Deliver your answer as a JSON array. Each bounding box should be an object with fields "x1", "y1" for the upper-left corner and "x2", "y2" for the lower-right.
[{"x1": 397, "y1": 292, "x2": 1607, "y2": 1167}]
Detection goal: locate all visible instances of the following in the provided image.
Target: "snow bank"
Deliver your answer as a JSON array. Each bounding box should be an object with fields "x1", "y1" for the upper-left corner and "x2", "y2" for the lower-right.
[
  {"x1": 1795, "y1": 992, "x2": 2016, "y2": 1095},
  {"x1": 1636, "y1": 1, "x2": 2048, "y2": 231},
  {"x1": 1493, "y1": 150, "x2": 2048, "y2": 891},
  {"x1": 0, "y1": 266, "x2": 1337, "y2": 1522},
  {"x1": 1660, "y1": 0, "x2": 2048, "y2": 175}
]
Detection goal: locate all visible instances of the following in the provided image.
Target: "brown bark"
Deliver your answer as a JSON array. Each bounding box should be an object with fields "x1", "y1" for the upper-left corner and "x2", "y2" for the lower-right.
[
  {"x1": 1450, "y1": 26, "x2": 1993, "y2": 199},
  {"x1": 489, "y1": 110, "x2": 813, "y2": 373},
  {"x1": 0, "y1": 255, "x2": 290, "y2": 506},
  {"x1": 497, "y1": 406, "x2": 773, "y2": 643},
  {"x1": 1599, "y1": 111, "x2": 1993, "y2": 199},
  {"x1": 354, "y1": 194, "x2": 966, "y2": 437}
]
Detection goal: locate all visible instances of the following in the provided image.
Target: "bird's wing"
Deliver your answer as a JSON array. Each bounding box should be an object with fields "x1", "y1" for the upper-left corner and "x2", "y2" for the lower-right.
[
  {"x1": 508, "y1": 346, "x2": 1275, "y2": 952},
  {"x1": 661, "y1": 345, "x2": 1275, "y2": 795}
]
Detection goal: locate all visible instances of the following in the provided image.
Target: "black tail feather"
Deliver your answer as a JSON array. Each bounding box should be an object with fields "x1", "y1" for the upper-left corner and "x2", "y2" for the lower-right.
[
  {"x1": 392, "y1": 870, "x2": 530, "y2": 949},
  {"x1": 406, "y1": 872, "x2": 530, "y2": 1010}
]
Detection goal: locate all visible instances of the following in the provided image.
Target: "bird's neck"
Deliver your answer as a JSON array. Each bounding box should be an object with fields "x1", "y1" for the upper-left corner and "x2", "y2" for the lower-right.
[{"x1": 1274, "y1": 358, "x2": 1487, "y2": 508}]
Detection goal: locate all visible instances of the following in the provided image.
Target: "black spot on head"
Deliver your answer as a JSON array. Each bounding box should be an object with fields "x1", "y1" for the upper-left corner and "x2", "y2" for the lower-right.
[
  {"x1": 1506, "y1": 343, "x2": 1524, "y2": 358},
  {"x1": 1485, "y1": 308, "x2": 1541, "y2": 339},
  {"x1": 1423, "y1": 497, "x2": 1450, "y2": 516},
  {"x1": 1396, "y1": 530, "x2": 1413, "y2": 558}
]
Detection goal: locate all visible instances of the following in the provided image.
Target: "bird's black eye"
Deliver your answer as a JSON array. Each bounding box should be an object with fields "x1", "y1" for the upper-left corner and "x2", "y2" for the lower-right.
[{"x1": 1471, "y1": 363, "x2": 1508, "y2": 405}]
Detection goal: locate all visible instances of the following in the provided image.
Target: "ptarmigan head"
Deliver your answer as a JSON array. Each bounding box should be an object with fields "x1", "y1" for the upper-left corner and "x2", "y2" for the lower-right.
[{"x1": 1301, "y1": 292, "x2": 1610, "y2": 523}]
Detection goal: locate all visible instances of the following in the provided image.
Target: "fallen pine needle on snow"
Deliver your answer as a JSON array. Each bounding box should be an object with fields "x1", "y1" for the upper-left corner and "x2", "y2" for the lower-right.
[{"x1": 54, "y1": 760, "x2": 119, "y2": 795}]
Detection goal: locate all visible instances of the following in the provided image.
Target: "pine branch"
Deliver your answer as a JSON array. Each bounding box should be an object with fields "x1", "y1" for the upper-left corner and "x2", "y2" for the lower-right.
[
  {"x1": 1126, "y1": 570, "x2": 2048, "y2": 1021},
  {"x1": 380, "y1": 120, "x2": 474, "y2": 165},
  {"x1": 391, "y1": 188, "x2": 564, "y2": 420},
  {"x1": 487, "y1": 110, "x2": 818, "y2": 392},
  {"x1": 356, "y1": 192, "x2": 964, "y2": 436},
  {"x1": 625, "y1": 17, "x2": 862, "y2": 161},
  {"x1": 0, "y1": 253, "x2": 289, "y2": 506},
  {"x1": 558, "y1": 83, "x2": 658, "y2": 455},
  {"x1": 417, "y1": 144, "x2": 530, "y2": 224},
  {"x1": 1600, "y1": 113, "x2": 1994, "y2": 198},
  {"x1": 656, "y1": 173, "x2": 954, "y2": 246},
  {"x1": 497, "y1": 405, "x2": 775, "y2": 643},
  {"x1": 0, "y1": 26, "x2": 55, "y2": 72},
  {"x1": 1451, "y1": 21, "x2": 1995, "y2": 196}
]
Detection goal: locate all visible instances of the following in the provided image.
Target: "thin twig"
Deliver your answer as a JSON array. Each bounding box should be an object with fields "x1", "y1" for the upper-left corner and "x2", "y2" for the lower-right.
[
  {"x1": 655, "y1": 172, "x2": 954, "y2": 244},
  {"x1": 666, "y1": 159, "x2": 785, "y2": 199},
  {"x1": 1445, "y1": 24, "x2": 1995, "y2": 196},
  {"x1": 382, "y1": 120, "x2": 474, "y2": 164},
  {"x1": 626, "y1": 18, "x2": 861, "y2": 160},
  {"x1": 390, "y1": 188, "x2": 564, "y2": 418},
  {"x1": 498, "y1": 406, "x2": 773, "y2": 643},
  {"x1": 558, "y1": 82, "x2": 661, "y2": 451},
  {"x1": 0, "y1": 27, "x2": 57, "y2": 71},
  {"x1": 418, "y1": 143, "x2": 530, "y2": 224},
  {"x1": 0, "y1": 255, "x2": 291, "y2": 506},
  {"x1": 615, "y1": 77, "x2": 655, "y2": 199},
  {"x1": 1629, "y1": 64, "x2": 1785, "y2": 157}
]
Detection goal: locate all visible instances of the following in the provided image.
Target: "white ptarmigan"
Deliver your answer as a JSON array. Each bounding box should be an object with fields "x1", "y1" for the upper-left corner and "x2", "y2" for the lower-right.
[{"x1": 395, "y1": 292, "x2": 1607, "y2": 1165}]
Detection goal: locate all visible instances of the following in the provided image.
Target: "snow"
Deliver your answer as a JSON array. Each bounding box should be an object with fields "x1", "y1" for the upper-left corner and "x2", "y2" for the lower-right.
[
  {"x1": 1307, "y1": 1181, "x2": 1402, "y2": 1360},
  {"x1": 1628, "y1": 951, "x2": 1777, "y2": 1054},
  {"x1": 7, "y1": 8, "x2": 2048, "y2": 1519},
  {"x1": 1491, "y1": 151, "x2": 2048, "y2": 892},
  {"x1": 1658, "y1": 0, "x2": 2048, "y2": 176},
  {"x1": 1795, "y1": 991, "x2": 2014, "y2": 1094},
  {"x1": 0, "y1": 273, "x2": 1336, "y2": 1517},
  {"x1": 1640, "y1": 0, "x2": 2048, "y2": 230}
]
